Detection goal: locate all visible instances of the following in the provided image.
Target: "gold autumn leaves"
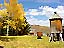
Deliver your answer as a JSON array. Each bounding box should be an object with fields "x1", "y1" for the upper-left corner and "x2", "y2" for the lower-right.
[{"x1": 0, "y1": 0, "x2": 26, "y2": 31}]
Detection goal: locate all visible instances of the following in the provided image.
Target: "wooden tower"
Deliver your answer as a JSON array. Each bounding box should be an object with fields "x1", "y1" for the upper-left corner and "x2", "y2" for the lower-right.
[
  {"x1": 49, "y1": 12, "x2": 63, "y2": 33},
  {"x1": 49, "y1": 12, "x2": 63, "y2": 41}
]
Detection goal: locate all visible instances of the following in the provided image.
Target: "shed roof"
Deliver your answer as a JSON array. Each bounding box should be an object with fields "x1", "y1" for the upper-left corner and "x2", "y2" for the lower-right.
[
  {"x1": 49, "y1": 12, "x2": 62, "y2": 20},
  {"x1": 52, "y1": 14, "x2": 61, "y2": 19}
]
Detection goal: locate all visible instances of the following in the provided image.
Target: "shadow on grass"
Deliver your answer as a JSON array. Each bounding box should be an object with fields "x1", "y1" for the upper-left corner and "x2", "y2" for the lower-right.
[
  {"x1": 0, "y1": 36, "x2": 16, "y2": 42},
  {"x1": 0, "y1": 46, "x2": 4, "y2": 48}
]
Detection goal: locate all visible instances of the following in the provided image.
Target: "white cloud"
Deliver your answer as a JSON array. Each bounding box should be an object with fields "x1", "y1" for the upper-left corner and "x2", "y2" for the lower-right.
[
  {"x1": 26, "y1": 6, "x2": 54, "y2": 17},
  {"x1": 26, "y1": 6, "x2": 64, "y2": 26},
  {"x1": 26, "y1": 9, "x2": 41, "y2": 16},
  {"x1": 27, "y1": 16, "x2": 50, "y2": 26}
]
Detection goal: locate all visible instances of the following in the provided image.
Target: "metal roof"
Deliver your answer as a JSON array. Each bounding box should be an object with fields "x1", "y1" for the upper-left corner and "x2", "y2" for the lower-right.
[{"x1": 52, "y1": 14, "x2": 61, "y2": 19}]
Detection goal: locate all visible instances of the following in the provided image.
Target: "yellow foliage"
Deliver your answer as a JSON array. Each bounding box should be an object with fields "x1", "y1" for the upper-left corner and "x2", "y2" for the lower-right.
[
  {"x1": 22, "y1": 23, "x2": 27, "y2": 27},
  {"x1": 0, "y1": 4, "x2": 3, "y2": 7},
  {"x1": 10, "y1": 0, "x2": 17, "y2": 6},
  {"x1": 6, "y1": 20, "x2": 11, "y2": 24},
  {"x1": 4, "y1": 0, "x2": 10, "y2": 11},
  {"x1": 3, "y1": 0, "x2": 27, "y2": 30},
  {"x1": 0, "y1": 22, "x2": 3, "y2": 27},
  {"x1": 3, "y1": 25, "x2": 7, "y2": 28},
  {"x1": 18, "y1": 28, "x2": 21, "y2": 31},
  {"x1": 9, "y1": 21, "x2": 15, "y2": 26},
  {"x1": 4, "y1": 0, "x2": 25, "y2": 19},
  {"x1": 13, "y1": 26, "x2": 16, "y2": 30},
  {"x1": 0, "y1": 9, "x2": 8, "y2": 17}
]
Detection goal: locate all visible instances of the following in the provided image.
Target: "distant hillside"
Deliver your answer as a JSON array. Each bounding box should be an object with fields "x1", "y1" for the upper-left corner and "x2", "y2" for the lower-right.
[{"x1": 31, "y1": 25, "x2": 51, "y2": 34}]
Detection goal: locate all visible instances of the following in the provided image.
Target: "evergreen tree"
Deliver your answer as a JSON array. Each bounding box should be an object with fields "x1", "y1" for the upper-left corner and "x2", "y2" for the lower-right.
[{"x1": 20, "y1": 17, "x2": 31, "y2": 35}]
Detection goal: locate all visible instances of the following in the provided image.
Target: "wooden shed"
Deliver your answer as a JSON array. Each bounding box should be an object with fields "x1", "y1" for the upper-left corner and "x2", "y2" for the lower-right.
[{"x1": 49, "y1": 12, "x2": 63, "y2": 41}]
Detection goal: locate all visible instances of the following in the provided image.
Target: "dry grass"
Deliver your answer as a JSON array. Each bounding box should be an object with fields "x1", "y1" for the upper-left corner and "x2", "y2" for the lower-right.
[{"x1": 0, "y1": 36, "x2": 64, "y2": 48}]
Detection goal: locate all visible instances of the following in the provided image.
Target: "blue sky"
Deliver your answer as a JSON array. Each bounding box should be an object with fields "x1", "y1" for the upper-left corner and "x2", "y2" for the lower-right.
[
  {"x1": 0, "y1": 0, "x2": 64, "y2": 26},
  {"x1": 18, "y1": 0, "x2": 64, "y2": 10}
]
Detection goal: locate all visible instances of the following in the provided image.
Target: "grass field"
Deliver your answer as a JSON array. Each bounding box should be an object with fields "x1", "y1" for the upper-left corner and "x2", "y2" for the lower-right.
[{"x1": 0, "y1": 36, "x2": 64, "y2": 48}]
